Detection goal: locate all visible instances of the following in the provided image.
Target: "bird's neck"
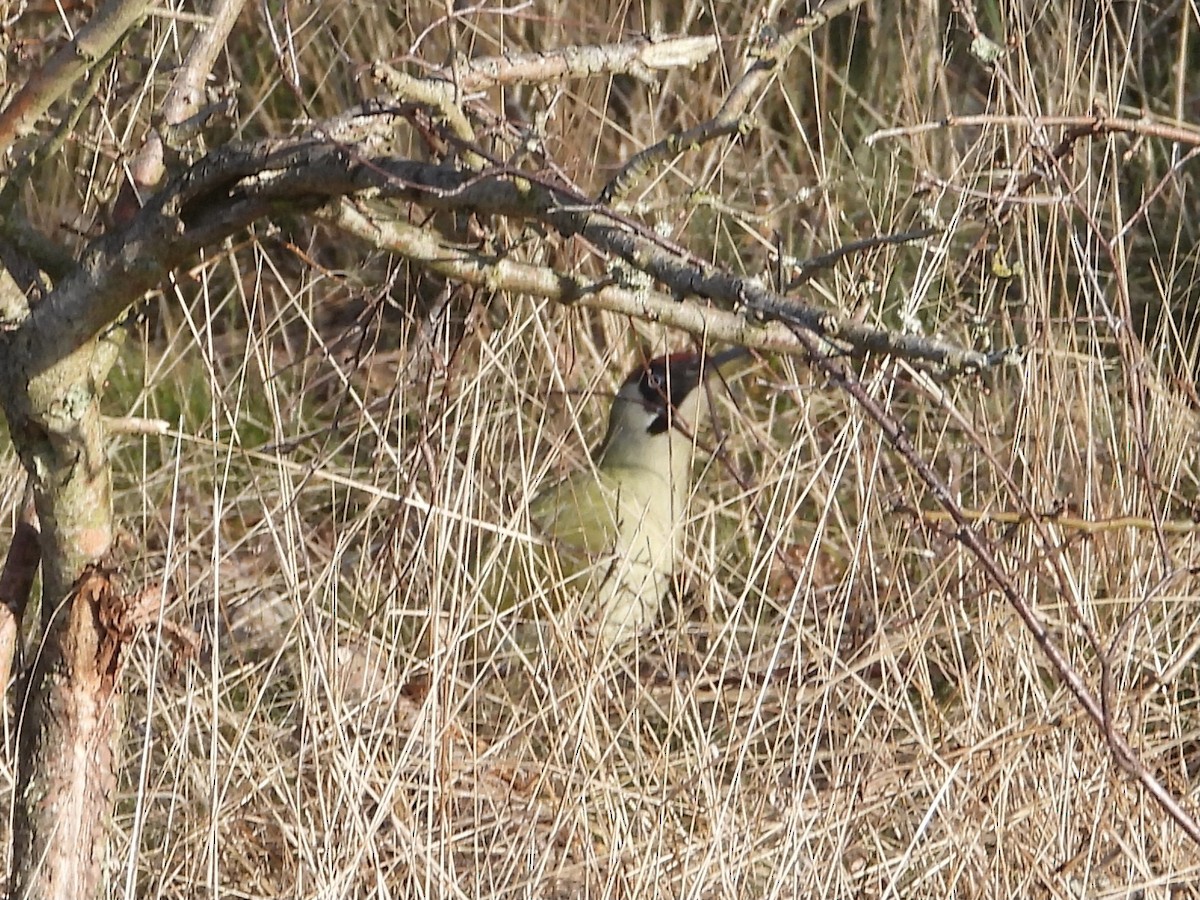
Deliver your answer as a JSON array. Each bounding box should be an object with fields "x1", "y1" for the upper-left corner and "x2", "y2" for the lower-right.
[{"x1": 595, "y1": 422, "x2": 694, "y2": 505}]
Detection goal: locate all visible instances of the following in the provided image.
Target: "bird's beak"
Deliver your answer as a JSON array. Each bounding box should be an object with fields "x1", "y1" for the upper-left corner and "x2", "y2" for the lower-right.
[
  {"x1": 661, "y1": 346, "x2": 751, "y2": 401},
  {"x1": 701, "y1": 346, "x2": 753, "y2": 377}
]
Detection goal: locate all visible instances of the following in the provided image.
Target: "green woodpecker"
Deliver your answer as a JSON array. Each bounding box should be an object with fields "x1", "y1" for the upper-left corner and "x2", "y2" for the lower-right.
[{"x1": 478, "y1": 347, "x2": 747, "y2": 657}]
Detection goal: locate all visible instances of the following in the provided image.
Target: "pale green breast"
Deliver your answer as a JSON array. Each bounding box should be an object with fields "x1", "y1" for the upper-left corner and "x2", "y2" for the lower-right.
[{"x1": 482, "y1": 464, "x2": 680, "y2": 652}]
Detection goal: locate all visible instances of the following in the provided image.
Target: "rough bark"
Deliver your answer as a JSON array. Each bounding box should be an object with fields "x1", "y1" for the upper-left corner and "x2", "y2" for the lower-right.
[
  {"x1": 10, "y1": 568, "x2": 123, "y2": 900},
  {"x1": 2, "y1": 335, "x2": 120, "y2": 898}
]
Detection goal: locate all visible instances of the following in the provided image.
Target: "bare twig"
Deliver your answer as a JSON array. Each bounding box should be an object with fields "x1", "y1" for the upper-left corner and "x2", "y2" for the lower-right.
[
  {"x1": 102, "y1": 415, "x2": 170, "y2": 435},
  {"x1": 115, "y1": 0, "x2": 247, "y2": 222},
  {"x1": 909, "y1": 506, "x2": 1200, "y2": 535},
  {"x1": 835, "y1": 351, "x2": 1200, "y2": 847},
  {"x1": 600, "y1": 0, "x2": 871, "y2": 204},
  {"x1": 0, "y1": 0, "x2": 153, "y2": 154},
  {"x1": 785, "y1": 228, "x2": 941, "y2": 290},
  {"x1": 866, "y1": 112, "x2": 1200, "y2": 148},
  {"x1": 1115, "y1": 145, "x2": 1200, "y2": 242},
  {"x1": 431, "y1": 34, "x2": 720, "y2": 91},
  {"x1": 321, "y1": 198, "x2": 811, "y2": 356}
]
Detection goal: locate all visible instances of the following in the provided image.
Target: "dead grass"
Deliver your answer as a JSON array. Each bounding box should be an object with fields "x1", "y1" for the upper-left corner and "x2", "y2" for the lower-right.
[{"x1": 4, "y1": 0, "x2": 1200, "y2": 896}]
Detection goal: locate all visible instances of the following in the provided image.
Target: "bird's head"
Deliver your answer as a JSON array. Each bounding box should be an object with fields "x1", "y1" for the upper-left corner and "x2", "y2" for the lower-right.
[{"x1": 597, "y1": 347, "x2": 747, "y2": 471}]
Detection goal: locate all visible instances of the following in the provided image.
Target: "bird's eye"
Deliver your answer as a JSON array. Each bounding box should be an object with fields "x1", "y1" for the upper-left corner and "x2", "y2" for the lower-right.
[{"x1": 645, "y1": 370, "x2": 665, "y2": 395}]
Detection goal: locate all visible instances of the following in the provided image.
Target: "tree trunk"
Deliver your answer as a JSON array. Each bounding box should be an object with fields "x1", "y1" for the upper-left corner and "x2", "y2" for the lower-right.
[
  {"x1": 10, "y1": 567, "x2": 124, "y2": 900},
  {"x1": 2, "y1": 301, "x2": 124, "y2": 898}
]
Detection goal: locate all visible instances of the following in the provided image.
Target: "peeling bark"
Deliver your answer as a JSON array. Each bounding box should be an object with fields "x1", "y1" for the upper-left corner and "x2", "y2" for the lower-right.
[
  {"x1": 1, "y1": 341, "x2": 121, "y2": 899},
  {"x1": 10, "y1": 567, "x2": 124, "y2": 900}
]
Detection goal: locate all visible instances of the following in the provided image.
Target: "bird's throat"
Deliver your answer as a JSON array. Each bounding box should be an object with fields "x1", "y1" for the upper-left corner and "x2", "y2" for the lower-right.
[{"x1": 595, "y1": 427, "x2": 695, "y2": 512}]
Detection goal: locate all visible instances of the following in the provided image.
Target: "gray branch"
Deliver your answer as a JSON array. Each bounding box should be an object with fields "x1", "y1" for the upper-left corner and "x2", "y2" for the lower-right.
[{"x1": 14, "y1": 110, "x2": 998, "y2": 387}]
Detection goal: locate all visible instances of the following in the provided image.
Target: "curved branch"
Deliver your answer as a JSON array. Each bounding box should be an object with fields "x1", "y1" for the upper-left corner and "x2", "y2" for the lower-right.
[
  {"x1": 16, "y1": 118, "x2": 998, "y2": 383},
  {"x1": 320, "y1": 199, "x2": 811, "y2": 355}
]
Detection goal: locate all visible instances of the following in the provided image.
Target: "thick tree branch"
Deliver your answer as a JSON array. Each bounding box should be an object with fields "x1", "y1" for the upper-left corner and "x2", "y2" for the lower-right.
[
  {"x1": 322, "y1": 199, "x2": 811, "y2": 355},
  {"x1": 13, "y1": 118, "x2": 999, "y2": 385}
]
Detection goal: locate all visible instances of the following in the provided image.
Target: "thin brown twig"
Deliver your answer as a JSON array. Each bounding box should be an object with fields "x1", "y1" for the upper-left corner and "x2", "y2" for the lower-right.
[
  {"x1": 909, "y1": 506, "x2": 1200, "y2": 535},
  {"x1": 600, "y1": 0, "x2": 872, "y2": 204},
  {"x1": 866, "y1": 112, "x2": 1200, "y2": 149},
  {"x1": 854, "y1": 358, "x2": 1200, "y2": 846},
  {"x1": 785, "y1": 228, "x2": 941, "y2": 290}
]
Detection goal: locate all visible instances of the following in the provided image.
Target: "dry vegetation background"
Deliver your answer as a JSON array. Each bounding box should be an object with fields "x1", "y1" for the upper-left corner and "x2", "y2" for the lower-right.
[{"x1": 4, "y1": 0, "x2": 1200, "y2": 896}]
